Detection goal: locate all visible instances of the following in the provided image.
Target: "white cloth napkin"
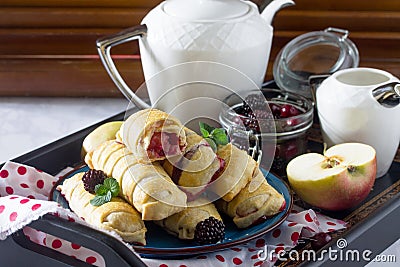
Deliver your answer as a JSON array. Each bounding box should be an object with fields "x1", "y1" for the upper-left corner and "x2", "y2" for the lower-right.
[{"x1": 0, "y1": 161, "x2": 346, "y2": 266}]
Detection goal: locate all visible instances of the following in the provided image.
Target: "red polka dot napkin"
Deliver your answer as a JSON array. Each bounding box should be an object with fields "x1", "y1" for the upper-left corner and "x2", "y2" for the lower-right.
[
  {"x1": 0, "y1": 161, "x2": 126, "y2": 266},
  {"x1": 0, "y1": 162, "x2": 55, "y2": 200},
  {"x1": 0, "y1": 195, "x2": 106, "y2": 266},
  {"x1": 0, "y1": 161, "x2": 347, "y2": 267},
  {"x1": 142, "y1": 209, "x2": 346, "y2": 267}
]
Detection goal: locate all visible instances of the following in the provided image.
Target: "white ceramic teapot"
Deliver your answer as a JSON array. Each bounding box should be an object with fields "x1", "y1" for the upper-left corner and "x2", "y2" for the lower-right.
[
  {"x1": 316, "y1": 68, "x2": 400, "y2": 177},
  {"x1": 97, "y1": 0, "x2": 294, "y2": 114}
]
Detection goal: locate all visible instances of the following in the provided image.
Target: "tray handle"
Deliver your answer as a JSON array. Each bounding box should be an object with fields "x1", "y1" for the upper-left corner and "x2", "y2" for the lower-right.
[{"x1": 12, "y1": 214, "x2": 147, "y2": 267}]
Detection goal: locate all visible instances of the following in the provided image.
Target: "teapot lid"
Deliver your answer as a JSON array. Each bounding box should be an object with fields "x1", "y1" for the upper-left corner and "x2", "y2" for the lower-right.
[
  {"x1": 163, "y1": 0, "x2": 250, "y2": 21},
  {"x1": 273, "y1": 27, "x2": 360, "y2": 99}
]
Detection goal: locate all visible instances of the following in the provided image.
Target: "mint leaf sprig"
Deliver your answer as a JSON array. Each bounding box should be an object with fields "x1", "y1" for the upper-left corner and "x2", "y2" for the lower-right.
[
  {"x1": 90, "y1": 177, "x2": 120, "y2": 206},
  {"x1": 199, "y1": 122, "x2": 229, "y2": 152}
]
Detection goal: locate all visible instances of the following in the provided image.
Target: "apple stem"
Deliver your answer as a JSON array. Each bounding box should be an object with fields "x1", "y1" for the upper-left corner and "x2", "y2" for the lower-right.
[{"x1": 323, "y1": 143, "x2": 327, "y2": 155}]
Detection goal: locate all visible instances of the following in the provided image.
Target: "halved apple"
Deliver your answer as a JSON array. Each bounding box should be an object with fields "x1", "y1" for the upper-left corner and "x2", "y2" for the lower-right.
[
  {"x1": 82, "y1": 121, "x2": 123, "y2": 156},
  {"x1": 286, "y1": 143, "x2": 376, "y2": 211}
]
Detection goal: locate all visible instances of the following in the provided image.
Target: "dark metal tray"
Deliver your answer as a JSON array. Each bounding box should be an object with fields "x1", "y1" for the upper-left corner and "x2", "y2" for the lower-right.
[
  {"x1": 0, "y1": 112, "x2": 146, "y2": 267},
  {"x1": 1, "y1": 109, "x2": 399, "y2": 267},
  {"x1": 278, "y1": 127, "x2": 400, "y2": 266}
]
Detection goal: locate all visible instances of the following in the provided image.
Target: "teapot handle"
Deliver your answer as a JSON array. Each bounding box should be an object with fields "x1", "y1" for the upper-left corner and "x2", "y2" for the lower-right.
[{"x1": 96, "y1": 24, "x2": 150, "y2": 109}]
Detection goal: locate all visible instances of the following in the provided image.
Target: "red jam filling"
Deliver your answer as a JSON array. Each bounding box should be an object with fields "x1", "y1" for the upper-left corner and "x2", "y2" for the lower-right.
[
  {"x1": 210, "y1": 157, "x2": 225, "y2": 183},
  {"x1": 279, "y1": 199, "x2": 286, "y2": 212},
  {"x1": 147, "y1": 132, "x2": 183, "y2": 158},
  {"x1": 186, "y1": 156, "x2": 225, "y2": 201},
  {"x1": 248, "y1": 200, "x2": 286, "y2": 228},
  {"x1": 171, "y1": 144, "x2": 226, "y2": 201}
]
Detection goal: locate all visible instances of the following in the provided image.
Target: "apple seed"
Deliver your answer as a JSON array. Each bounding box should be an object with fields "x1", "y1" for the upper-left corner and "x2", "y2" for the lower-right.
[{"x1": 322, "y1": 157, "x2": 341, "y2": 169}]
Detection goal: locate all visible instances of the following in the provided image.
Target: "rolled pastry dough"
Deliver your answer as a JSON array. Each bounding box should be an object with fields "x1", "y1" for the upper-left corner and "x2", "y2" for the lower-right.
[
  {"x1": 163, "y1": 128, "x2": 223, "y2": 200},
  {"x1": 154, "y1": 198, "x2": 223, "y2": 240},
  {"x1": 216, "y1": 168, "x2": 286, "y2": 228},
  {"x1": 120, "y1": 109, "x2": 186, "y2": 162},
  {"x1": 86, "y1": 140, "x2": 187, "y2": 220},
  {"x1": 58, "y1": 172, "x2": 147, "y2": 244},
  {"x1": 212, "y1": 143, "x2": 257, "y2": 201}
]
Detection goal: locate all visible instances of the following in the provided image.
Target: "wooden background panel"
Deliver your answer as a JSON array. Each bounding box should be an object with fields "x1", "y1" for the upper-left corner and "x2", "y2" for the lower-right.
[
  {"x1": 269, "y1": 32, "x2": 400, "y2": 67},
  {"x1": 287, "y1": 0, "x2": 400, "y2": 11},
  {"x1": 0, "y1": 29, "x2": 139, "y2": 55},
  {"x1": 267, "y1": 0, "x2": 400, "y2": 82},
  {"x1": 0, "y1": 57, "x2": 143, "y2": 97},
  {"x1": 0, "y1": 0, "x2": 162, "y2": 8},
  {"x1": 0, "y1": 0, "x2": 400, "y2": 97},
  {"x1": 2, "y1": 0, "x2": 398, "y2": 10},
  {"x1": 274, "y1": 10, "x2": 400, "y2": 32},
  {"x1": 0, "y1": 7, "x2": 147, "y2": 29}
]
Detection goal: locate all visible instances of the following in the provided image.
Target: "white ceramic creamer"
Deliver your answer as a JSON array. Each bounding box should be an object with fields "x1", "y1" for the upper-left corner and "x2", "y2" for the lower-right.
[
  {"x1": 97, "y1": 0, "x2": 294, "y2": 125},
  {"x1": 316, "y1": 68, "x2": 400, "y2": 177}
]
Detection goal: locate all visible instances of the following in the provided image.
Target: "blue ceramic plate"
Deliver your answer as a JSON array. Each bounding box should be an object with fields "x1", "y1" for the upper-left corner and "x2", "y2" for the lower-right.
[{"x1": 52, "y1": 166, "x2": 292, "y2": 259}]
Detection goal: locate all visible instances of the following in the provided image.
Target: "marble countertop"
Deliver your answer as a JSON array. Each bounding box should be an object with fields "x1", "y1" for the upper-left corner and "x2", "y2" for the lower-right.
[{"x1": 0, "y1": 97, "x2": 128, "y2": 163}]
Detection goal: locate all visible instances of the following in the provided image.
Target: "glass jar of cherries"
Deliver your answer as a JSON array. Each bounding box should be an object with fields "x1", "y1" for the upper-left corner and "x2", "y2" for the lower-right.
[{"x1": 219, "y1": 88, "x2": 314, "y2": 177}]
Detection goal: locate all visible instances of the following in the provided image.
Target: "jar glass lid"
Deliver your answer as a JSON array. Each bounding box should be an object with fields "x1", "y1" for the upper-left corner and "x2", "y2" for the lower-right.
[{"x1": 273, "y1": 27, "x2": 359, "y2": 98}]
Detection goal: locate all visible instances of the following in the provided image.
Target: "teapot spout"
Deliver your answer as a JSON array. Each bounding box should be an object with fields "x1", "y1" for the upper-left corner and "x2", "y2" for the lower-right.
[
  {"x1": 372, "y1": 82, "x2": 400, "y2": 108},
  {"x1": 260, "y1": 0, "x2": 295, "y2": 25}
]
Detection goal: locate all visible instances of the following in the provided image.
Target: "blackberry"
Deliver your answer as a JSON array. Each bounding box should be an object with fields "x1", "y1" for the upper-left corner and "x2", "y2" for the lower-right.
[
  {"x1": 251, "y1": 109, "x2": 276, "y2": 132},
  {"x1": 244, "y1": 117, "x2": 260, "y2": 132},
  {"x1": 252, "y1": 109, "x2": 274, "y2": 120},
  {"x1": 242, "y1": 102, "x2": 252, "y2": 115},
  {"x1": 244, "y1": 94, "x2": 267, "y2": 110},
  {"x1": 194, "y1": 216, "x2": 225, "y2": 245},
  {"x1": 82, "y1": 169, "x2": 106, "y2": 193}
]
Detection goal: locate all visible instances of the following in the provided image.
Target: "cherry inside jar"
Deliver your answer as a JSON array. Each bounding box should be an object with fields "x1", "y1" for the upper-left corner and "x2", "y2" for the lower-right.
[{"x1": 219, "y1": 88, "x2": 314, "y2": 177}]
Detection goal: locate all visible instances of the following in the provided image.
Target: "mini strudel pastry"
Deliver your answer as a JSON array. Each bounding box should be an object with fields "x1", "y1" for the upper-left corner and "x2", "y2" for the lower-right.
[
  {"x1": 163, "y1": 128, "x2": 225, "y2": 200},
  {"x1": 120, "y1": 109, "x2": 187, "y2": 162},
  {"x1": 211, "y1": 143, "x2": 257, "y2": 201},
  {"x1": 154, "y1": 198, "x2": 225, "y2": 244},
  {"x1": 215, "y1": 168, "x2": 286, "y2": 228},
  {"x1": 58, "y1": 172, "x2": 147, "y2": 244},
  {"x1": 85, "y1": 140, "x2": 187, "y2": 221}
]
